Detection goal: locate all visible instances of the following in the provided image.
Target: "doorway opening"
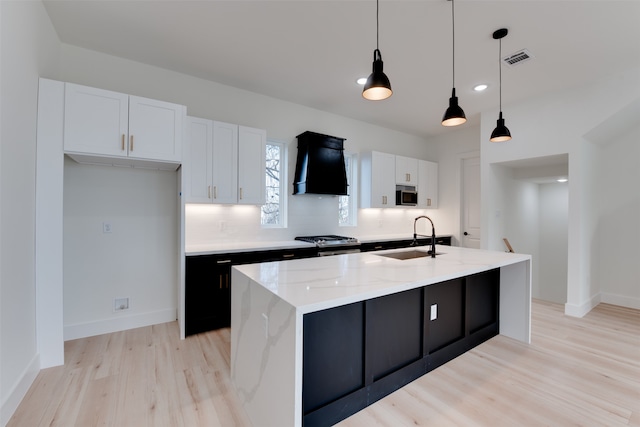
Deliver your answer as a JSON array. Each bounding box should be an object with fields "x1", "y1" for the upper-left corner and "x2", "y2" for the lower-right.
[{"x1": 491, "y1": 154, "x2": 569, "y2": 304}]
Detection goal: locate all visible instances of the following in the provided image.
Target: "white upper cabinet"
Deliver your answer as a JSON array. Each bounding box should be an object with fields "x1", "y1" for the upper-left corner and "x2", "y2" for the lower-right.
[
  {"x1": 63, "y1": 83, "x2": 184, "y2": 166},
  {"x1": 212, "y1": 121, "x2": 239, "y2": 204},
  {"x1": 184, "y1": 117, "x2": 213, "y2": 203},
  {"x1": 361, "y1": 151, "x2": 396, "y2": 208},
  {"x1": 64, "y1": 84, "x2": 129, "y2": 158},
  {"x1": 395, "y1": 155, "x2": 418, "y2": 186},
  {"x1": 418, "y1": 160, "x2": 438, "y2": 209},
  {"x1": 183, "y1": 117, "x2": 266, "y2": 205},
  {"x1": 237, "y1": 126, "x2": 266, "y2": 205},
  {"x1": 128, "y1": 96, "x2": 183, "y2": 162},
  {"x1": 362, "y1": 151, "x2": 438, "y2": 209}
]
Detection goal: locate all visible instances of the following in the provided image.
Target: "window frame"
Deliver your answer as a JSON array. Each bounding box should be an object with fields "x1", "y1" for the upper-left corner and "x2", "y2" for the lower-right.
[
  {"x1": 261, "y1": 139, "x2": 288, "y2": 228},
  {"x1": 339, "y1": 152, "x2": 358, "y2": 227}
]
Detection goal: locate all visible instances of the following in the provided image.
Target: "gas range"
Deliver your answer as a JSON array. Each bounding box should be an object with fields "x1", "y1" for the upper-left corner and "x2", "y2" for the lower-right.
[{"x1": 295, "y1": 235, "x2": 361, "y2": 255}]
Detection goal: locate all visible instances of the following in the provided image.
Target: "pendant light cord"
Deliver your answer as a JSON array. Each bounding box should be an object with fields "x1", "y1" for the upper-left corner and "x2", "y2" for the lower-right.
[
  {"x1": 376, "y1": 0, "x2": 380, "y2": 51},
  {"x1": 451, "y1": 0, "x2": 456, "y2": 88},
  {"x1": 499, "y1": 38, "x2": 502, "y2": 112}
]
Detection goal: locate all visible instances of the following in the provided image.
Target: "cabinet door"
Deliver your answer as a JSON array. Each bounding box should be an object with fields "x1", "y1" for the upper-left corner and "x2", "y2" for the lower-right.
[
  {"x1": 212, "y1": 121, "x2": 239, "y2": 204},
  {"x1": 418, "y1": 160, "x2": 438, "y2": 209},
  {"x1": 237, "y1": 126, "x2": 266, "y2": 205},
  {"x1": 371, "y1": 152, "x2": 396, "y2": 208},
  {"x1": 184, "y1": 117, "x2": 213, "y2": 203},
  {"x1": 64, "y1": 83, "x2": 129, "y2": 157},
  {"x1": 395, "y1": 155, "x2": 418, "y2": 185},
  {"x1": 128, "y1": 95, "x2": 183, "y2": 162},
  {"x1": 185, "y1": 256, "x2": 231, "y2": 336}
]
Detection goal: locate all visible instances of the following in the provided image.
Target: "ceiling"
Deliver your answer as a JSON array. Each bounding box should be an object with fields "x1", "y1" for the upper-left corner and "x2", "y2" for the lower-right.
[{"x1": 42, "y1": 0, "x2": 640, "y2": 139}]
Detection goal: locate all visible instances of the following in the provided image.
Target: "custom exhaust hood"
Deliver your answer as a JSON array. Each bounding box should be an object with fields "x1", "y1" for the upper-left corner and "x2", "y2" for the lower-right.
[{"x1": 293, "y1": 131, "x2": 348, "y2": 196}]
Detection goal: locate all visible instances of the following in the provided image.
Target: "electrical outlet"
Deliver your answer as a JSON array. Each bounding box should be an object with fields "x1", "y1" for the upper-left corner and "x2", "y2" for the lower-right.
[
  {"x1": 103, "y1": 222, "x2": 112, "y2": 233},
  {"x1": 430, "y1": 304, "x2": 438, "y2": 321},
  {"x1": 114, "y1": 297, "x2": 129, "y2": 312}
]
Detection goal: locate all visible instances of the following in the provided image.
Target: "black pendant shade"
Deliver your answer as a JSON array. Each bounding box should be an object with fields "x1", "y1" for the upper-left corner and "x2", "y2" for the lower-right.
[
  {"x1": 442, "y1": 0, "x2": 466, "y2": 126},
  {"x1": 490, "y1": 28, "x2": 512, "y2": 142},
  {"x1": 490, "y1": 112, "x2": 511, "y2": 142},
  {"x1": 362, "y1": 0, "x2": 392, "y2": 101},
  {"x1": 363, "y1": 49, "x2": 392, "y2": 101},
  {"x1": 442, "y1": 88, "x2": 466, "y2": 126}
]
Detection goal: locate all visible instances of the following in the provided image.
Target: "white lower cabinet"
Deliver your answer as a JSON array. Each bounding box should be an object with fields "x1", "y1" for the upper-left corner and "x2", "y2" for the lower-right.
[
  {"x1": 63, "y1": 82, "x2": 184, "y2": 166},
  {"x1": 184, "y1": 117, "x2": 266, "y2": 205},
  {"x1": 418, "y1": 160, "x2": 438, "y2": 209}
]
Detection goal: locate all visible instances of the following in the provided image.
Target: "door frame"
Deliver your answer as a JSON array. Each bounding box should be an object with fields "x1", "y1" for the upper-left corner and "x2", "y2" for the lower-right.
[{"x1": 458, "y1": 151, "x2": 480, "y2": 248}]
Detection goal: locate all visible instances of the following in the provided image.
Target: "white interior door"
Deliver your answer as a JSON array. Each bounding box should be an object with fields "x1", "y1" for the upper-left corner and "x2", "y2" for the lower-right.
[{"x1": 462, "y1": 157, "x2": 481, "y2": 249}]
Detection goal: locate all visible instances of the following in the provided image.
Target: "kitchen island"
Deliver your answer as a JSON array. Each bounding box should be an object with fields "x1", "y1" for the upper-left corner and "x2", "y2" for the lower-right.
[{"x1": 230, "y1": 245, "x2": 531, "y2": 427}]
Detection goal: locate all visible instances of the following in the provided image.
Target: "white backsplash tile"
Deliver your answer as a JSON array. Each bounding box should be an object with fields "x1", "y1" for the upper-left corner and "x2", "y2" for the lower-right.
[{"x1": 185, "y1": 200, "x2": 445, "y2": 247}]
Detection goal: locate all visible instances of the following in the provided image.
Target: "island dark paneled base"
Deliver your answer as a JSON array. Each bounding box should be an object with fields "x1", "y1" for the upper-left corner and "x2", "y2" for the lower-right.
[{"x1": 302, "y1": 268, "x2": 499, "y2": 427}]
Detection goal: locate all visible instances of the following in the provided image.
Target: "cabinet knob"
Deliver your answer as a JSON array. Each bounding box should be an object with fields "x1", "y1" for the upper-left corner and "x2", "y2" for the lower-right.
[
  {"x1": 464, "y1": 232, "x2": 469, "y2": 236},
  {"x1": 121, "y1": 134, "x2": 125, "y2": 151},
  {"x1": 130, "y1": 135, "x2": 134, "y2": 151}
]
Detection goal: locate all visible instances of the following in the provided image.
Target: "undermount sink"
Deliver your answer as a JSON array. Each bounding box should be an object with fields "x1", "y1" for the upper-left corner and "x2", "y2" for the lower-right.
[{"x1": 376, "y1": 249, "x2": 444, "y2": 260}]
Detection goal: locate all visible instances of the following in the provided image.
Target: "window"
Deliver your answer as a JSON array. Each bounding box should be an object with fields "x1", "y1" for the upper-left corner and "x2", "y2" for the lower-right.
[
  {"x1": 339, "y1": 153, "x2": 357, "y2": 227},
  {"x1": 261, "y1": 141, "x2": 286, "y2": 227}
]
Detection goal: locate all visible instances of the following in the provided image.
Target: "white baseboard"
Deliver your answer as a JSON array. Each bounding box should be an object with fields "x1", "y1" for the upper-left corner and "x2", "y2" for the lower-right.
[
  {"x1": 63, "y1": 308, "x2": 177, "y2": 341},
  {"x1": 565, "y1": 293, "x2": 601, "y2": 317},
  {"x1": 600, "y1": 292, "x2": 640, "y2": 310},
  {"x1": 1, "y1": 353, "x2": 40, "y2": 427}
]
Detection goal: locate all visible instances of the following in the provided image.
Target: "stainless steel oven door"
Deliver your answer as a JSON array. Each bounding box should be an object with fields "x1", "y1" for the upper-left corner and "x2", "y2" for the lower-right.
[{"x1": 318, "y1": 248, "x2": 361, "y2": 256}]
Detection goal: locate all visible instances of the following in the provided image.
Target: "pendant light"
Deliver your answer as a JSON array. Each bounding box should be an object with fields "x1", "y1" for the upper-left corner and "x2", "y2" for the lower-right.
[
  {"x1": 362, "y1": 0, "x2": 392, "y2": 100},
  {"x1": 441, "y1": 0, "x2": 466, "y2": 126},
  {"x1": 490, "y1": 28, "x2": 512, "y2": 142}
]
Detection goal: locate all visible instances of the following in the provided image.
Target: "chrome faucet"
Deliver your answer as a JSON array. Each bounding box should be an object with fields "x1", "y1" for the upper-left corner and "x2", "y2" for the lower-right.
[{"x1": 413, "y1": 215, "x2": 437, "y2": 258}]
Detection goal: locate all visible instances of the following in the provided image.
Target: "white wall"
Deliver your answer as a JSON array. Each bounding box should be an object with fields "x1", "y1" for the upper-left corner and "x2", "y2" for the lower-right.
[
  {"x1": 63, "y1": 158, "x2": 179, "y2": 339},
  {"x1": 485, "y1": 165, "x2": 541, "y2": 299},
  {"x1": 426, "y1": 126, "x2": 481, "y2": 245},
  {"x1": 592, "y1": 116, "x2": 640, "y2": 308},
  {"x1": 0, "y1": 1, "x2": 60, "y2": 425},
  {"x1": 54, "y1": 44, "x2": 448, "y2": 244},
  {"x1": 481, "y1": 65, "x2": 640, "y2": 315},
  {"x1": 537, "y1": 183, "x2": 568, "y2": 303}
]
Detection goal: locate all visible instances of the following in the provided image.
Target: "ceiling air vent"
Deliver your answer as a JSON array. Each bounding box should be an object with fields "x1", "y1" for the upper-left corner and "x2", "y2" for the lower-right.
[{"x1": 502, "y1": 49, "x2": 534, "y2": 67}]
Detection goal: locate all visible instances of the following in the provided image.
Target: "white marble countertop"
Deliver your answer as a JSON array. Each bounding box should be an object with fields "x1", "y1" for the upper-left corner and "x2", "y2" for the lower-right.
[
  {"x1": 233, "y1": 245, "x2": 531, "y2": 314},
  {"x1": 185, "y1": 234, "x2": 452, "y2": 255}
]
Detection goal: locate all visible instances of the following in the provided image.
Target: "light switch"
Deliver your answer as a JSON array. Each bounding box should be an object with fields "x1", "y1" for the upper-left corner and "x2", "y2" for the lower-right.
[{"x1": 430, "y1": 304, "x2": 438, "y2": 321}]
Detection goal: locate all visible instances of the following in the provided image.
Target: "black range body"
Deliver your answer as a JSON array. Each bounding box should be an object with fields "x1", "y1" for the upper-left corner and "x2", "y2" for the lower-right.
[{"x1": 293, "y1": 131, "x2": 348, "y2": 196}]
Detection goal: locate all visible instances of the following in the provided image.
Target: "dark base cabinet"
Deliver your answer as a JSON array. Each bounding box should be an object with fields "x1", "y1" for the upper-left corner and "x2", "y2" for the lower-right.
[
  {"x1": 360, "y1": 235, "x2": 451, "y2": 252},
  {"x1": 302, "y1": 269, "x2": 500, "y2": 427},
  {"x1": 186, "y1": 238, "x2": 451, "y2": 336},
  {"x1": 186, "y1": 248, "x2": 318, "y2": 336},
  {"x1": 185, "y1": 256, "x2": 231, "y2": 336}
]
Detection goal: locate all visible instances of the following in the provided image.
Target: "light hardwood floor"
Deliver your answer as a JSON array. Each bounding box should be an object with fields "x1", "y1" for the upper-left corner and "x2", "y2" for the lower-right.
[{"x1": 8, "y1": 300, "x2": 640, "y2": 426}]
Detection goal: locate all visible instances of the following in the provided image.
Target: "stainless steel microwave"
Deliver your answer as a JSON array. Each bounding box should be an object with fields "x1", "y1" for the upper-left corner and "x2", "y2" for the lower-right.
[{"x1": 396, "y1": 187, "x2": 418, "y2": 206}]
